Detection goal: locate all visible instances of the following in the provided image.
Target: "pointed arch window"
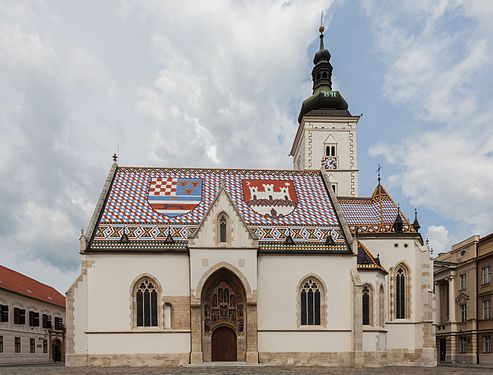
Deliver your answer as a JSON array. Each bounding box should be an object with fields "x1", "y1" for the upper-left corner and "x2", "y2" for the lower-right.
[
  {"x1": 219, "y1": 214, "x2": 227, "y2": 243},
  {"x1": 135, "y1": 278, "x2": 158, "y2": 327},
  {"x1": 396, "y1": 267, "x2": 406, "y2": 319},
  {"x1": 300, "y1": 278, "x2": 321, "y2": 325},
  {"x1": 362, "y1": 285, "x2": 372, "y2": 325}
]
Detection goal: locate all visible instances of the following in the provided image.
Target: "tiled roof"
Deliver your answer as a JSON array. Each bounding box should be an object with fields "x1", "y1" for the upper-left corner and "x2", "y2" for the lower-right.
[
  {"x1": 338, "y1": 184, "x2": 415, "y2": 234},
  {"x1": 0, "y1": 265, "x2": 65, "y2": 308},
  {"x1": 357, "y1": 242, "x2": 387, "y2": 273},
  {"x1": 91, "y1": 167, "x2": 346, "y2": 247}
]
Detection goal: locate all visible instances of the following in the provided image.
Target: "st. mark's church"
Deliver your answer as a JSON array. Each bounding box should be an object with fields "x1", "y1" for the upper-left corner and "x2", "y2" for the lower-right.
[{"x1": 66, "y1": 26, "x2": 435, "y2": 367}]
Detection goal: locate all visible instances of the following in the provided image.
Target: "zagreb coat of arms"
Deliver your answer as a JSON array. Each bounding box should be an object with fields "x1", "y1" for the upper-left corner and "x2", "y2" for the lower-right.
[{"x1": 242, "y1": 179, "x2": 298, "y2": 219}]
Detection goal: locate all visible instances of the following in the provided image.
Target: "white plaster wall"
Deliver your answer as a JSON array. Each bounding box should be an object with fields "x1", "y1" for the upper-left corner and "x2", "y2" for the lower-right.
[
  {"x1": 362, "y1": 331, "x2": 380, "y2": 352},
  {"x1": 259, "y1": 331, "x2": 351, "y2": 352},
  {"x1": 359, "y1": 238, "x2": 430, "y2": 352},
  {"x1": 386, "y1": 323, "x2": 416, "y2": 349},
  {"x1": 87, "y1": 332, "x2": 189, "y2": 354},
  {"x1": 257, "y1": 254, "x2": 355, "y2": 353},
  {"x1": 360, "y1": 239, "x2": 420, "y2": 320},
  {"x1": 85, "y1": 253, "x2": 189, "y2": 332},
  {"x1": 71, "y1": 270, "x2": 88, "y2": 355}
]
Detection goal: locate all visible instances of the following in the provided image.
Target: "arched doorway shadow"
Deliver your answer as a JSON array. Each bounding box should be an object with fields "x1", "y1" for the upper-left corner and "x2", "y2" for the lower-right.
[
  {"x1": 201, "y1": 267, "x2": 246, "y2": 362},
  {"x1": 52, "y1": 338, "x2": 63, "y2": 362}
]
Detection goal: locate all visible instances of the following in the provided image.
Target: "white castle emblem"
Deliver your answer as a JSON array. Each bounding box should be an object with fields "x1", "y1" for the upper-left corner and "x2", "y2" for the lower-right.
[{"x1": 243, "y1": 180, "x2": 297, "y2": 219}]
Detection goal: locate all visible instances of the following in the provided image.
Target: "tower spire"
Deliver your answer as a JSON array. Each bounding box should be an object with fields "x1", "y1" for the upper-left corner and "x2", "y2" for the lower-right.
[{"x1": 297, "y1": 22, "x2": 349, "y2": 123}]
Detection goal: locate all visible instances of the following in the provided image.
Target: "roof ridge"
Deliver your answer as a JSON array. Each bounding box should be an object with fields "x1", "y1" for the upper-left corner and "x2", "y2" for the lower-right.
[{"x1": 117, "y1": 166, "x2": 322, "y2": 174}]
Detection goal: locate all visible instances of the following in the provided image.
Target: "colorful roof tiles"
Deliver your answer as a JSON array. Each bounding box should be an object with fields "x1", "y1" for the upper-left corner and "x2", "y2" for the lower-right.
[
  {"x1": 92, "y1": 167, "x2": 345, "y2": 246},
  {"x1": 338, "y1": 184, "x2": 415, "y2": 234}
]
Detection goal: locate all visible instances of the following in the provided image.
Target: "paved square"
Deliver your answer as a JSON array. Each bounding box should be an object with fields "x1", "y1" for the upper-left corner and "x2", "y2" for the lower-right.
[{"x1": 0, "y1": 365, "x2": 491, "y2": 375}]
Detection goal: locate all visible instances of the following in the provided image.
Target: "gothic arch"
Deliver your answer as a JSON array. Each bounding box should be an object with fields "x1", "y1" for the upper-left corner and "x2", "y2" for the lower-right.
[
  {"x1": 194, "y1": 261, "x2": 254, "y2": 304},
  {"x1": 362, "y1": 283, "x2": 374, "y2": 326},
  {"x1": 200, "y1": 267, "x2": 247, "y2": 362},
  {"x1": 216, "y1": 211, "x2": 231, "y2": 245},
  {"x1": 390, "y1": 262, "x2": 412, "y2": 320},
  {"x1": 296, "y1": 273, "x2": 327, "y2": 327},
  {"x1": 129, "y1": 273, "x2": 163, "y2": 328}
]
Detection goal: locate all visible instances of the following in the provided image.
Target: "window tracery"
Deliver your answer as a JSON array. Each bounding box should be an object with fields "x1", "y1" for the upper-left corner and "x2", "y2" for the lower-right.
[
  {"x1": 362, "y1": 285, "x2": 372, "y2": 325},
  {"x1": 300, "y1": 278, "x2": 321, "y2": 325},
  {"x1": 219, "y1": 214, "x2": 227, "y2": 243},
  {"x1": 135, "y1": 278, "x2": 158, "y2": 327},
  {"x1": 396, "y1": 266, "x2": 406, "y2": 319}
]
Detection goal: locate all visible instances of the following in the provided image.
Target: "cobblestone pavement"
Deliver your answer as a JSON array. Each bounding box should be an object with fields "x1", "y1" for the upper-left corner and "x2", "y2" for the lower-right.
[{"x1": 0, "y1": 364, "x2": 492, "y2": 375}]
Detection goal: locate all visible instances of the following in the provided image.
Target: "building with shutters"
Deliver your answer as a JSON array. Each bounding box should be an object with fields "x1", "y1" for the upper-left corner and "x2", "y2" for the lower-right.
[
  {"x1": 434, "y1": 233, "x2": 493, "y2": 365},
  {"x1": 0, "y1": 265, "x2": 65, "y2": 365},
  {"x1": 66, "y1": 26, "x2": 435, "y2": 367}
]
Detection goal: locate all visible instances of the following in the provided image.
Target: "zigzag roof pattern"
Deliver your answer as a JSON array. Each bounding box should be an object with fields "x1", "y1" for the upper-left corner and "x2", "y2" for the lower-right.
[
  {"x1": 338, "y1": 184, "x2": 415, "y2": 234},
  {"x1": 91, "y1": 166, "x2": 346, "y2": 245}
]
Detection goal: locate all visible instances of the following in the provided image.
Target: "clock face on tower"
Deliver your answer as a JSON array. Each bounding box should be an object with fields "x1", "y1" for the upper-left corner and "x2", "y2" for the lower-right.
[{"x1": 322, "y1": 156, "x2": 338, "y2": 170}]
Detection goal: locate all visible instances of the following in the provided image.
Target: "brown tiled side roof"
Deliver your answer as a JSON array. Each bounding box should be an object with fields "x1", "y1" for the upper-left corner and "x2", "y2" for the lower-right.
[{"x1": 0, "y1": 265, "x2": 65, "y2": 308}]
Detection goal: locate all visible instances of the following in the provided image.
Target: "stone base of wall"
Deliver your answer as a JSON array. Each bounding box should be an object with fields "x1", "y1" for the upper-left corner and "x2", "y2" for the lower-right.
[
  {"x1": 66, "y1": 353, "x2": 189, "y2": 367},
  {"x1": 259, "y1": 352, "x2": 353, "y2": 366},
  {"x1": 363, "y1": 351, "x2": 388, "y2": 367},
  {"x1": 388, "y1": 348, "x2": 436, "y2": 367},
  {"x1": 65, "y1": 354, "x2": 88, "y2": 367}
]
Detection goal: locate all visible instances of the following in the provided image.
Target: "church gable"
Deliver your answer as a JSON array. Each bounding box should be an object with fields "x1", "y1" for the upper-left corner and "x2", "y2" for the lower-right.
[{"x1": 188, "y1": 189, "x2": 257, "y2": 248}]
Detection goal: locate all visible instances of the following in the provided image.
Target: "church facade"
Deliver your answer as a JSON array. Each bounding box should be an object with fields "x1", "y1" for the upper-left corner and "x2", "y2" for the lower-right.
[{"x1": 66, "y1": 27, "x2": 436, "y2": 367}]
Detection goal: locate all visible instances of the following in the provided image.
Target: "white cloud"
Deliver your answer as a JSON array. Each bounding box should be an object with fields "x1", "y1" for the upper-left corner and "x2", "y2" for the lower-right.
[
  {"x1": 0, "y1": 0, "x2": 336, "y2": 292},
  {"x1": 426, "y1": 225, "x2": 450, "y2": 254},
  {"x1": 363, "y1": 1, "x2": 493, "y2": 237}
]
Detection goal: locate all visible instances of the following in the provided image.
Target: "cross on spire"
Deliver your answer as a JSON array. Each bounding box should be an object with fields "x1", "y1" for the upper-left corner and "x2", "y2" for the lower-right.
[{"x1": 377, "y1": 163, "x2": 381, "y2": 184}]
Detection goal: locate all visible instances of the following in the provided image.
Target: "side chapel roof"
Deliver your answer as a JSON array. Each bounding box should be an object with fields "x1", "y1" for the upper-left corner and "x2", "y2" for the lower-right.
[
  {"x1": 357, "y1": 242, "x2": 387, "y2": 274},
  {"x1": 338, "y1": 183, "x2": 416, "y2": 235},
  {"x1": 85, "y1": 166, "x2": 350, "y2": 253}
]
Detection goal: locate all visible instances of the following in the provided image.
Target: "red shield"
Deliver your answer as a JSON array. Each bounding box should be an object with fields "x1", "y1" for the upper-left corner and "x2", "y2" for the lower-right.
[{"x1": 242, "y1": 179, "x2": 298, "y2": 218}]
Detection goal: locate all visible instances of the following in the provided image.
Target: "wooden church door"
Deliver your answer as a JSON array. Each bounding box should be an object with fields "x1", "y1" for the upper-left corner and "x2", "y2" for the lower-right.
[{"x1": 211, "y1": 326, "x2": 237, "y2": 361}]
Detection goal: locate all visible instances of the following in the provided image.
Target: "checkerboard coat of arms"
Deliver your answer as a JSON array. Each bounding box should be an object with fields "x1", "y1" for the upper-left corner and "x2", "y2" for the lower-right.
[
  {"x1": 147, "y1": 177, "x2": 202, "y2": 217},
  {"x1": 242, "y1": 179, "x2": 298, "y2": 219}
]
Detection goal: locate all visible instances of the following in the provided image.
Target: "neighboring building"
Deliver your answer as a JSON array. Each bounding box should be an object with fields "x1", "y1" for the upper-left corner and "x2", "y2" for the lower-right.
[
  {"x1": 434, "y1": 233, "x2": 493, "y2": 365},
  {"x1": 66, "y1": 26, "x2": 435, "y2": 367},
  {"x1": 434, "y1": 235, "x2": 479, "y2": 364},
  {"x1": 0, "y1": 265, "x2": 65, "y2": 365},
  {"x1": 478, "y1": 233, "x2": 493, "y2": 365}
]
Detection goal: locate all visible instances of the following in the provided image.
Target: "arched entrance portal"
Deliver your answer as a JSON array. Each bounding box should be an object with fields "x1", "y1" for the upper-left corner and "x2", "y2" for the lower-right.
[
  {"x1": 212, "y1": 326, "x2": 237, "y2": 361},
  {"x1": 201, "y1": 268, "x2": 246, "y2": 362}
]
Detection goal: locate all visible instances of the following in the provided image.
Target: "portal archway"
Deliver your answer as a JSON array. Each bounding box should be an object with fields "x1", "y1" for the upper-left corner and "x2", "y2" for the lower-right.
[{"x1": 201, "y1": 267, "x2": 246, "y2": 362}]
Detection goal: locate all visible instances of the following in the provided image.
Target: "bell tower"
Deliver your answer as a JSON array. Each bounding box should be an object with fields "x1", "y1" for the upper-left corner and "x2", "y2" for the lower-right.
[{"x1": 290, "y1": 24, "x2": 360, "y2": 197}]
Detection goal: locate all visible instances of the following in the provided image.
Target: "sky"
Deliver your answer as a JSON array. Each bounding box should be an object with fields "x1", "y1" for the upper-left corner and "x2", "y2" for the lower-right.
[{"x1": 1, "y1": 0, "x2": 493, "y2": 294}]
